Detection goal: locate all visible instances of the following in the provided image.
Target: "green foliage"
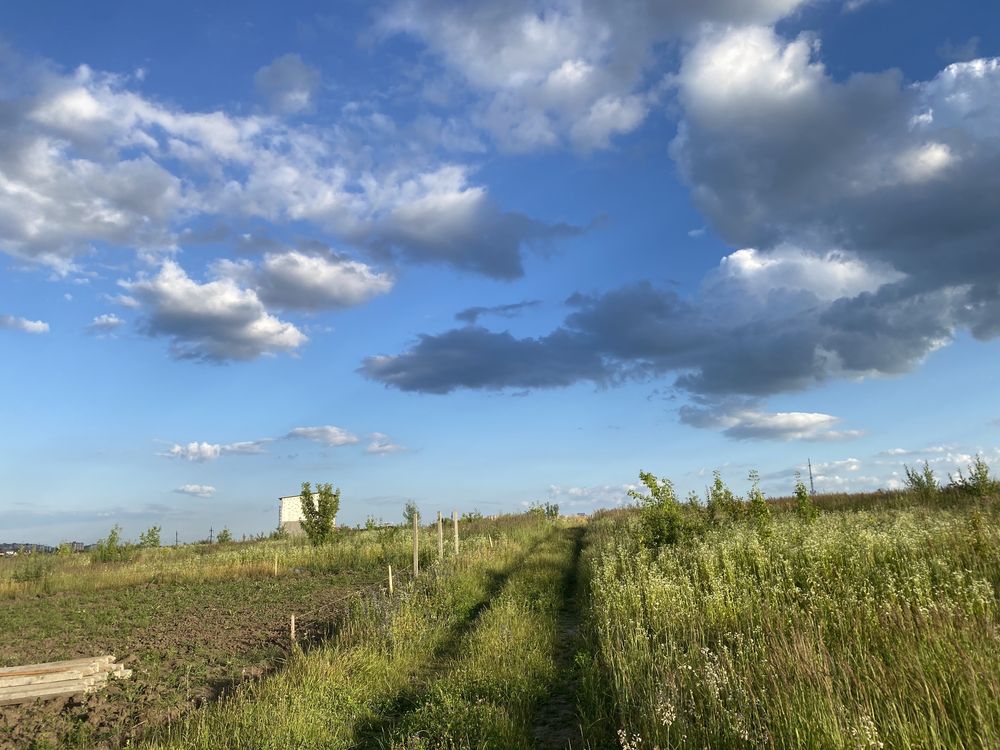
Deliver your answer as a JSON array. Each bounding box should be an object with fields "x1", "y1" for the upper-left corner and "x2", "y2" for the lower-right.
[
  {"x1": 528, "y1": 500, "x2": 560, "y2": 519},
  {"x1": 364, "y1": 515, "x2": 383, "y2": 530},
  {"x1": 904, "y1": 460, "x2": 939, "y2": 500},
  {"x1": 461, "y1": 508, "x2": 484, "y2": 522},
  {"x1": 403, "y1": 499, "x2": 421, "y2": 527},
  {"x1": 707, "y1": 470, "x2": 742, "y2": 523},
  {"x1": 56, "y1": 542, "x2": 74, "y2": 556},
  {"x1": 216, "y1": 527, "x2": 233, "y2": 544},
  {"x1": 90, "y1": 525, "x2": 133, "y2": 563},
  {"x1": 299, "y1": 481, "x2": 341, "y2": 546},
  {"x1": 949, "y1": 455, "x2": 1000, "y2": 498},
  {"x1": 269, "y1": 525, "x2": 288, "y2": 541},
  {"x1": 746, "y1": 469, "x2": 771, "y2": 527},
  {"x1": 139, "y1": 525, "x2": 162, "y2": 548},
  {"x1": 629, "y1": 471, "x2": 704, "y2": 548},
  {"x1": 794, "y1": 471, "x2": 819, "y2": 523},
  {"x1": 583, "y1": 501, "x2": 1000, "y2": 749}
]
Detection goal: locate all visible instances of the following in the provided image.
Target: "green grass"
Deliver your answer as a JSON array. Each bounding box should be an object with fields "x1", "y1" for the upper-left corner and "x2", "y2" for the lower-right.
[
  {"x1": 142, "y1": 516, "x2": 564, "y2": 749},
  {"x1": 580, "y1": 500, "x2": 1000, "y2": 749},
  {"x1": 4, "y1": 495, "x2": 999, "y2": 750}
]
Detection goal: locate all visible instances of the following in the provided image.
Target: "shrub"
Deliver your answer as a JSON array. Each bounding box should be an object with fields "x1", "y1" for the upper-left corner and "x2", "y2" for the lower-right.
[
  {"x1": 629, "y1": 471, "x2": 704, "y2": 548},
  {"x1": 747, "y1": 469, "x2": 771, "y2": 528},
  {"x1": 528, "y1": 501, "x2": 560, "y2": 519},
  {"x1": 139, "y1": 525, "x2": 161, "y2": 548},
  {"x1": 300, "y1": 481, "x2": 341, "y2": 546},
  {"x1": 904, "y1": 460, "x2": 938, "y2": 500},
  {"x1": 794, "y1": 471, "x2": 819, "y2": 522},
  {"x1": 949, "y1": 455, "x2": 1000, "y2": 498},
  {"x1": 707, "y1": 470, "x2": 742, "y2": 523},
  {"x1": 90, "y1": 525, "x2": 133, "y2": 563},
  {"x1": 216, "y1": 527, "x2": 233, "y2": 544},
  {"x1": 403, "y1": 500, "x2": 421, "y2": 527}
]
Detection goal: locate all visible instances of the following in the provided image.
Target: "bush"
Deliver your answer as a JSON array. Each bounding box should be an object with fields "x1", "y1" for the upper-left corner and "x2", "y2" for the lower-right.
[
  {"x1": 629, "y1": 471, "x2": 704, "y2": 548},
  {"x1": 216, "y1": 527, "x2": 233, "y2": 544},
  {"x1": 904, "y1": 461, "x2": 938, "y2": 500},
  {"x1": 747, "y1": 469, "x2": 771, "y2": 528},
  {"x1": 403, "y1": 500, "x2": 421, "y2": 527},
  {"x1": 949, "y1": 455, "x2": 1000, "y2": 498},
  {"x1": 90, "y1": 525, "x2": 133, "y2": 563},
  {"x1": 707, "y1": 470, "x2": 742, "y2": 523},
  {"x1": 528, "y1": 501, "x2": 559, "y2": 519},
  {"x1": 794, "y1": 471, "x2": 819, "y2": 523},
  {"x1": 139, "y1": 525, "x2": 161, "y2": 548},
  {"x1": 300, "y1": 481, "x2": 341, "y2": 546}
]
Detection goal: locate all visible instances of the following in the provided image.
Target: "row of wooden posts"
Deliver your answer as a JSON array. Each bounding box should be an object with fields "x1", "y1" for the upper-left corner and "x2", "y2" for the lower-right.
[
  {"x1": 292, "y1": 510, "x2": 462, "y2": 643},
  {"x1": 392, "y1": 510, "x2": 460, "y2": 595}
]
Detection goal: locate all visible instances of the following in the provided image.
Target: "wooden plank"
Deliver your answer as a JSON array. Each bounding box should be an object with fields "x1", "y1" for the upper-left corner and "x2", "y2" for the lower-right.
[
  {"x1": 0, "y1": 678, "x2": 100, "y2": 706},
  {"x1": 0, "y1": 655, "x2": 114, "y2": 677},
  {"x1": 0, "y1": 666, "x2": 102, "y2": 689}
]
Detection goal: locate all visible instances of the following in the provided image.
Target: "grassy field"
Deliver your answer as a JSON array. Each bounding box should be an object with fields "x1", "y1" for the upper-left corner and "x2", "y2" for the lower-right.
[{"x1": 2, "y1": 480, "x2": 999, "y2": 749}]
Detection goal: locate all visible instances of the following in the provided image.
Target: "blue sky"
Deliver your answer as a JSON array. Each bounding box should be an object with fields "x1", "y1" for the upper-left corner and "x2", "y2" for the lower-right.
[{"x1": 1, "y1": 0, "x2": 999, "y2": 544}]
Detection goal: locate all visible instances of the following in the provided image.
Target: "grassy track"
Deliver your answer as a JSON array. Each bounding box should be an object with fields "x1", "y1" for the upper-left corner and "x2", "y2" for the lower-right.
[{"x1": 142, "y1": 519, "x2": 559, "y2": 749}]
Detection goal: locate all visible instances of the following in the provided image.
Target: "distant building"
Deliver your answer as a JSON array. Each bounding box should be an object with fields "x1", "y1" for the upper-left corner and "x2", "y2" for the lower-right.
[{"x1": 278, "y1": 494, "x2": 337, "y2": 536}]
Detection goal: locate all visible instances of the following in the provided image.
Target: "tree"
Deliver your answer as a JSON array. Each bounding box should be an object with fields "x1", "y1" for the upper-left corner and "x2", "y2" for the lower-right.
[
  {"x1": 216, "y1": 527, "x2": 233, "y2": 544},
  {"x1": 794, "y1": 472, "x2": 819, "y2": 523},
  {"x1": 139, "y1": 525, "x2": 161, "y2": 548},
  {"x1": 300, "y1": 481, "x2": 341, "y2": 546},
  {"x1": 904, "y1": 461, "x2": 938, "y2": 501},
  {"x1": 403, "y1": 500, "x2": 420, "y2": 527},
  {"x1": 747, "y1": 470, "x2": 771, "y2": 527}
]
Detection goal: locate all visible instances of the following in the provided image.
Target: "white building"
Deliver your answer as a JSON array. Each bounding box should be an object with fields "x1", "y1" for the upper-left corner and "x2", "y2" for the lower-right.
[{"x1": 278, "y1": 494, "x2": 337, "y2": 536}]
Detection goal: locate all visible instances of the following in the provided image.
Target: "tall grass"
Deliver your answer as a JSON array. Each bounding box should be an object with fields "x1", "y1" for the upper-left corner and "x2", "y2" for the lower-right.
[
  {"x1": 581, "y1": 500, "x2": 1000, "y2": 749},
  {"x1": 0, "y1": 526, "x2": 449, "y2": 599}
]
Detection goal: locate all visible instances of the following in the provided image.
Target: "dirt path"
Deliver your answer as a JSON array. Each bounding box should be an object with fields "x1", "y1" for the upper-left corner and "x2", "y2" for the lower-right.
[{"x1": 532, "y1": 525, "x2": 587, "y2": 750}]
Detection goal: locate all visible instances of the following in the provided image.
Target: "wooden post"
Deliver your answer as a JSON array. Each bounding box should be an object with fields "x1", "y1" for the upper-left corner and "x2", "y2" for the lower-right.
[
  {"x1": 273, "y1": 553, "x2": 278, "y2": 577},
  {"x1": 388, "y1": 564, "x2": 394, "y2": 595},
  {"x1": 437, "y1": 511, "x2": 444, "y2": 560},
  {"x1": 412, "y1": 513, "x2": 419, "y2": 577},
  {"x1": 452, "y1": 510, "x2": 459, "y2": 555},
  {"x1": 290, "y1": 614, "x2": 296, "y2": 644}
]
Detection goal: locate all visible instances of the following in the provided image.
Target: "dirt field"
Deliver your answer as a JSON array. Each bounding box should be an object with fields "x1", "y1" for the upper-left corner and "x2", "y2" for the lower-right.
[{"x1": 0, "y1": 570, "x2": 376, "y2": 749}]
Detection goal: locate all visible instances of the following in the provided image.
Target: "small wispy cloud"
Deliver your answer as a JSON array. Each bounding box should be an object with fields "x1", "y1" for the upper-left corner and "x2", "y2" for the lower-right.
[
  {"x1": 86, "y1": 313, "x2": 124, "y2": 335},
  {"x1": 160, "y1": 439, "x2": 272, "y2": 462},
  {"x1": 286, "y1": 425, "x2": 359, "y2": 446},
  {"x1": 365, "y1": 432, "x2": 406, "y2": 455},
  {"x1": 1, "y1": 314, "x2": 49, "y2": 334},
  {"x1": 174, "y1": 484, "x2": 216, "y2": 498}
]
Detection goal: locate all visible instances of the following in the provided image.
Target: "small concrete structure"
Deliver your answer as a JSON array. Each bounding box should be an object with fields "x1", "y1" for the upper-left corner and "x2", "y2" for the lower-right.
[{"x1": 278, "y1": 494, "x2": 337, "y2": 536}]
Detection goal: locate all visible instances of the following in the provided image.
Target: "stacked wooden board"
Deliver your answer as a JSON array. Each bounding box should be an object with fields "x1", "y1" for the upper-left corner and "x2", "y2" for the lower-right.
[{"x1": 0, "y1": 655, "x2": 131, "y2": 706}]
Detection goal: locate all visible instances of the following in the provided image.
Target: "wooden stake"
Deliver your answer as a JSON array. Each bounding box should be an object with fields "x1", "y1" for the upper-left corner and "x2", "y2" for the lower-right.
[
  {"x1": 290, "y1": 614, "x2": 296, "y2": 643},
  {"x1": 388, "y1": 564, "x2": 394, "y2": 595},
  {"x1": 437, "y1": 511, "x2": 444, "y2": 560},
  {"x1": 452, "y1": 510, "x2": 459, "y2": 555},
  {"x1": 273, "y1": 553, "x2": 278, "y2": 577},
  {"x1": 412, "y1": 512, "x2": 419, "y2": 577}
]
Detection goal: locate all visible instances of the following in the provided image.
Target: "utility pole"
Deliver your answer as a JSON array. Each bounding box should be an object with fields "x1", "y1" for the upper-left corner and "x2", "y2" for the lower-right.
[
  {"x1": 174, "y1": 531, "x2": 179, "y2": 547},
  {"x1": 807, "y1": 459, "x2": 816, "y2": 496},
  {"x1": 209, "y1": 526, "x2": 214, "y2": 544}
]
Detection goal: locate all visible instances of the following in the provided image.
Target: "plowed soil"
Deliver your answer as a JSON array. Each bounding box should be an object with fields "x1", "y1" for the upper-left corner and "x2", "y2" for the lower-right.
[{"x1": 0, "y1": 570, "x2": 375, "y2": 749}]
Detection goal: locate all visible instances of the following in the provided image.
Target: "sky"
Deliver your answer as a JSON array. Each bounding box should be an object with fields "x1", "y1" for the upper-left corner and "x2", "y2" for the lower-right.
[{"x1": 1, "y1": 0, "x2": 999, "y2": 544}]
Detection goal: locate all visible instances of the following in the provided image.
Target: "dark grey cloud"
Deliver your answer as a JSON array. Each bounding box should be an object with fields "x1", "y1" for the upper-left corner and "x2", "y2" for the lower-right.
[
  {"x1": 361, "y1": 325, "x2": 607, "y2": 394},
  {"x1": 455, "y1": 300, "x2": 541, "y2": 324},
  {"x1": 367, "y1": 201, "x2": 585, "y2": 280}
]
